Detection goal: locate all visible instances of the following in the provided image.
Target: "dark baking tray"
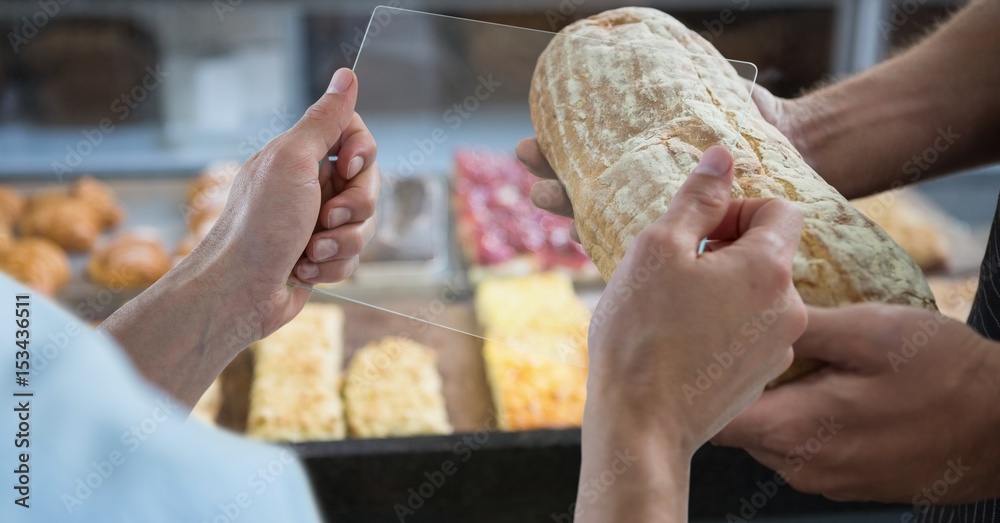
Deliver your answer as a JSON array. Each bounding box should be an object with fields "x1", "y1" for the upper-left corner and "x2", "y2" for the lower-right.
[{"x1": 290, "y1": 431, "x2": 910, "y2": 522}]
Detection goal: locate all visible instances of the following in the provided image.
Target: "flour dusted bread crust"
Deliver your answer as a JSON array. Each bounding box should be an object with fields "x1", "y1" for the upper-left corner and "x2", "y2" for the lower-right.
[{"x1": 530, "y1": 7, "x2": 935, "y2": 310}]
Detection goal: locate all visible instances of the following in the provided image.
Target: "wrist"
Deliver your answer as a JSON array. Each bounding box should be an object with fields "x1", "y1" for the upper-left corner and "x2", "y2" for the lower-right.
[
  {"x1": 578, "y1": 391, "x2": 693, "y2": 522},
  {"x1": 164, "y1": 244, "x2": 260, "y2": 362}
]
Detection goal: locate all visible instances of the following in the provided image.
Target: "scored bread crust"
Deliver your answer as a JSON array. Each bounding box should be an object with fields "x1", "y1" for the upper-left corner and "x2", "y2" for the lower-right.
[{"x1": 529, "y1": 7, "x2": 936, "y2": 312}]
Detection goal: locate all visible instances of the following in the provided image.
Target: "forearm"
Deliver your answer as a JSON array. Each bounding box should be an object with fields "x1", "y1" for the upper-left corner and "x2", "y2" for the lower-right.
[
  {"x1": 796, "y1": 0, "x2": 1000, "y2": 198},
  {"x1": 99, "y1": 247, "x2": 253, "y2": 408},
  {"x1": 576, "y1": 399, "x2": 692, "y2": 522}
]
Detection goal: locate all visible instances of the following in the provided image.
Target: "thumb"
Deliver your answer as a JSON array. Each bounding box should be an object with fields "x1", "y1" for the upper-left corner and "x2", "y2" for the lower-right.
[
  {"x1": 658, "y1": 146, "x2": 735, "y2": 250},
  {"x1": 288, "y1": 68, "x2": 359, "y2": 161}
]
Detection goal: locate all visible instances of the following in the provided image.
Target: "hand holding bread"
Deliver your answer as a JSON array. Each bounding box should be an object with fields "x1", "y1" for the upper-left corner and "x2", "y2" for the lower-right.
[{"x1": 527, "y1": 7, "x2": 937, "y2": 384}]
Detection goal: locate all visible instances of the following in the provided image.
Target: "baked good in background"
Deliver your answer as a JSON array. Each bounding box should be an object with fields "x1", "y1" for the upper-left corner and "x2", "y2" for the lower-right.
[
  {"x1": 18, "y1": 178, "x2": 123, "y2": 252},
  {"x1": 476, "y1": 273, "x2": 589, "y2": 430},
  {"x1": 0, "y1": 225, "x2": 12, "y2": 254},
  {"x1": 482, "y1": 330, "x2": 588, "y2": 431},
  {"x1": 19, "y1": 194, "x2": 103, "y2": 252},
  {"x1": 453, "y1": 148, "x2": 597, "y2": 282},
  {"x1": 928, "y1": 276, "x2": 980, "y2": 322},
  {"x1": 0, "y1": 237, "x2": 71, "y2": 295},
  {"x1": 247, "y1": 303, "x2": 347, "y2": 442},
  {"x1": 343, "y1": 337, "x2": 452, "y2": 438},
  {"x1": 71, "y1": 176, "x2": 125, "y2": 229},
  {"x1": 86, "y1": 231, "x2": 171, "y2": 290},
  {"x1": 176, "y1": 162, "x2": 239, "y2": 259},
  {"x1": 0, "y1": 186, "x2": 24, "y2": 227},
  {"x1": 529, "y1": 8, "x2": 936, "y2": 383},
  {"x1": 191, "y1": 378, "x2": 224, "y2": 424}
]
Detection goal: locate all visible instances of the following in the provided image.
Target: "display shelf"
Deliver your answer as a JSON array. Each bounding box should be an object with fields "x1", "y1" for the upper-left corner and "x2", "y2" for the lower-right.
[{"x1": 0, "y1": 0, "x2": 971, "y2": 176}]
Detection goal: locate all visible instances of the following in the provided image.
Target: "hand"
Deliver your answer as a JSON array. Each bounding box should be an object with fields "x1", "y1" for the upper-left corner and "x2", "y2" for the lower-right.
[
  {"x1": 515, "y1": 137, "x2": 579, "y2": 242},
  {"x1": 193, "y1": 68, "x2": 380, "y2": 338},
  {"x1": 713, "y1": 304, "x2": 1000, "y2": 505},
  {"x1": 101, "y1": 68, "x2": 381, "y2": 407},
  {"x1": 576, "y1": 146, "x2": 807, "y2": 522}
]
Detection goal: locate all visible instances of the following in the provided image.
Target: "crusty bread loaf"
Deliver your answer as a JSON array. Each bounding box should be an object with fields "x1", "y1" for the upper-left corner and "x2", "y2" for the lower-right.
[
  {"x1": 530, "y1": 8, "x2": 935, "y2": 382},
  {"x1": 531, "y1": 7, "x2": 935, "y2": 306}
]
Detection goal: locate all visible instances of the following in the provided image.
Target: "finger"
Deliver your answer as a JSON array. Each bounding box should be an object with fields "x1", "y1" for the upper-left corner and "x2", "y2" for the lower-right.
[
  {"x1": 712, "y1": 384, "x2": 809, "y2": 449},
  {"x1": 515, "y1": 138, "x2": 559, "y2": 180},
  {"x1": 287, "y1": 68, "x2": 359, "y2": 161},
  {"x1": 656, "y1": 146, "x2": 734, "y2": 250},
  {"x1": 728, "y1": 198, "x2": 804, "y2": 267},
  {"x1": 306, "y1": 215, "x2": 378, "y2": 262},
  {"x1": 335, "y1": 113, "x2": 377, "y2": 181},
  {"x1": 530, "y1": 180, "x2": 574, "y2": 218},
  {"x1": 792, "y1": 305, "x2": 889, "y2": 369},
  {"x1": 295, "y1": 256, "x2": 360, "y2": 284},
  {"x1": 320, "y1": 161, "x2": 381, "y2": 229}
]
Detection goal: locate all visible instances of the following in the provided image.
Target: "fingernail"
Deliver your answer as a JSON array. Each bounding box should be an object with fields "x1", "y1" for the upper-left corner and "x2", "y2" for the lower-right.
[
  {"x1": 327, "y1": 208, "x2": 351, "y2": 229},
  {"x1": 327, "y1": 68, "x2": 353, "y2": 94},
  {"x1": 346, "y1": 156, "x2": 364, "y2": 179},
  {"x1": 298, "y1": 262, "x2": 319, "y2": 281},
  {"x1": 313, "y1": 239, "x2": 339, "y2": 261},
  {"x1": 694, "y1": 147, "x2": 733, "y2": 176}
]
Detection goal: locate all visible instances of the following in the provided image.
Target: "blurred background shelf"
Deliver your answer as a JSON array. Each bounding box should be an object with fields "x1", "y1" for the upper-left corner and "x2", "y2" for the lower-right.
[{"x1": 0, "y1": 0, "x2": 980, "y2": 177}]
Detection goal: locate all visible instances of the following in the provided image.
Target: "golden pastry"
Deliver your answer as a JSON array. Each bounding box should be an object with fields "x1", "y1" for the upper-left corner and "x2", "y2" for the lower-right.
[
  {"x1": 87, "y1": 232, "x2": 171, "y2": 289},
  {"x1": 343, "y1": 337, "x2": 452, "y2": 438},
  {"x1": 70, "y1": 175, "x2": 124, "y2": 229},
  {"x1": 0, "y1": 237, "x2": 71, "y2": 295},
  {"x1": 0, "y1": 186, "x2": 25, "y2": 227},
  {"x1": 0, "y1": 226, "x2": 13, "y2": 255},
  {"x1": 476, "y1": 274, "x2": 590, "y2": 431},
  {"x1": 19, "y1": 195, "x2": 102, "y2": 252},
  {"x1": 247, "y1": 303, "x2": 347, "y2": 442},
  {"x1": 184, "y1": 161, "x2": 237, "y2": 232}
]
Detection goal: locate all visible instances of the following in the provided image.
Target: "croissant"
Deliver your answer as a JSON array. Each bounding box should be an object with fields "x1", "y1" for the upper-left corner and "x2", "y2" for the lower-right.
[
  {"x1": 19, "y1": 195, "x2": 102, "y2": 252},
  {"x1": 0, "y1": 186, "x2": 24, "y2": 227},
  {"x1": 0, "y1": 237, "x2": 71, "y2": 295},
  {"x1": 70, "y1": 175, "x2": 124, "y2": 229}
]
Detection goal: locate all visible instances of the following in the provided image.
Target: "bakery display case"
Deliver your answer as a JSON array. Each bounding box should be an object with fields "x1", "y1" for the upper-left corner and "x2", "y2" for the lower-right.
[{"x1": 0, "y1": 1, "x2": 992, "y2": 522}]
